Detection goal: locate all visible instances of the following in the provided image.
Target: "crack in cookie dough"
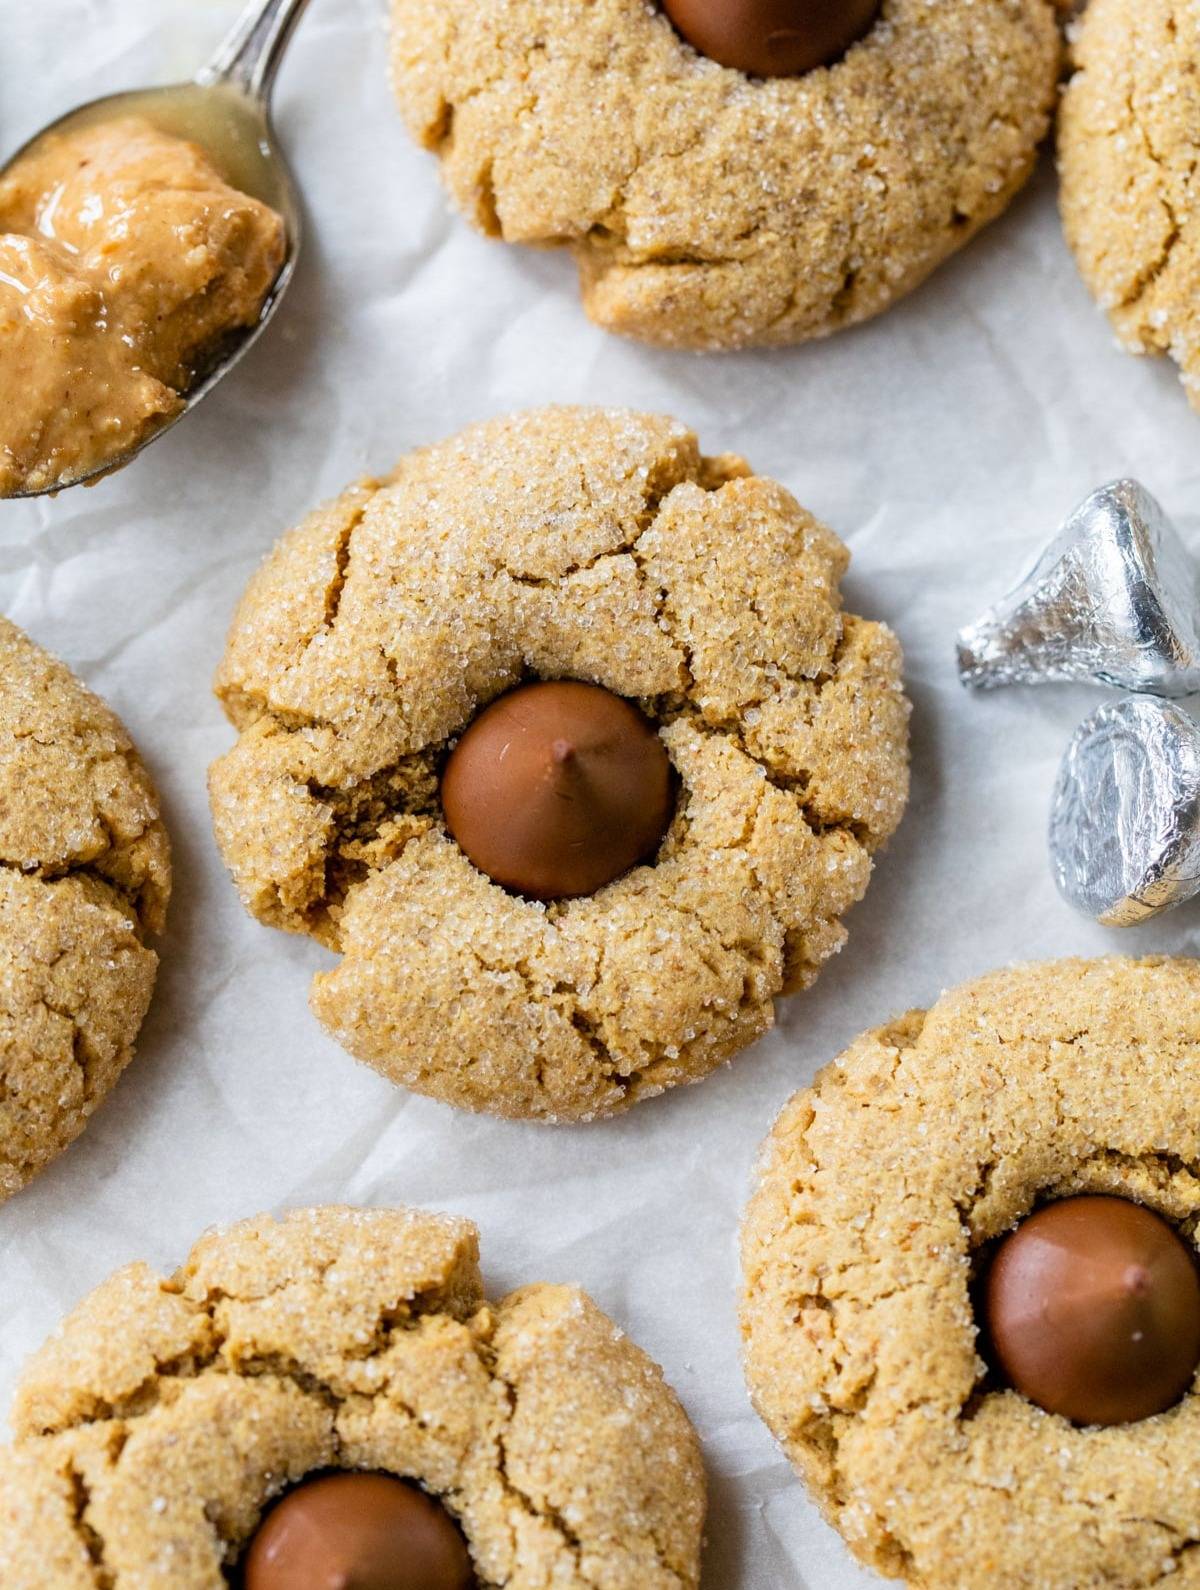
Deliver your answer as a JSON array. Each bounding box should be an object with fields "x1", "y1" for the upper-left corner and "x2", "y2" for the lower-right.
[
  {"x1": 741, "y1": 958, "x2": 1200, "y2": 1589},
  {"x1": 0, "y1": 619, "x2": 170, "y2": 1200},
  {"x1": 1060, "y1": 0, "x2": 1200, "y2": 411},
  {"x1": 209, "y1": 408, "x2": 909, "y2": 1120},
  {"x1": 389, "y1": 0, "x2": 1061, "y2": 349},
  {"x1": 0, "y1": 1207, "x2": 705, "y2": 1589}
]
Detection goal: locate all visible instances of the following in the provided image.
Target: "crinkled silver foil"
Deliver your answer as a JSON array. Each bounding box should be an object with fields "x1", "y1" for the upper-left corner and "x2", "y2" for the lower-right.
[
  {"x1": 957, "y1": 480, "x2": 1200, "y2": 696},
  {"x1": 1049, "y1": 697, "x2": 1200, "y2": 926}
]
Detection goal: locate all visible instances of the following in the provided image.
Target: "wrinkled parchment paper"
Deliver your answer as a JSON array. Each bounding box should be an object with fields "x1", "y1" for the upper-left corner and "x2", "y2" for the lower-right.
[{"x1": 4, "y1": 3, "x2": 1200, "y2": 1584}]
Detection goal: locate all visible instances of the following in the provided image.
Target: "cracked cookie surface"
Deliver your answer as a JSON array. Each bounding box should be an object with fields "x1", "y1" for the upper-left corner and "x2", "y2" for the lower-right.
[
  {"x1": 1060, "y1": 0, "x2": 1200, "y2": 412},
  {"x1": 0, "y1": 618, "x2": 170, "y2": 1200},
  {"x1": 209, "y1": 406, "x2": 909, "y2": 1121},
  {"x1": 389, "y1": 0, "x2": 1060, "y2": 350},
  {"x1": 0, "y1": 1205, "x2": 705, "y2": 1588},
  {"x1": 740, "y1": 957, "x2": 1200, "y2": 1589}
]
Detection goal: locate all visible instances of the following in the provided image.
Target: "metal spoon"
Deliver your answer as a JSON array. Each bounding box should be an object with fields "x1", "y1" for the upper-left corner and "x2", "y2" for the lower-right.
[{"x1": 1, "y1": 0, "x2": 312, "y2": 498}]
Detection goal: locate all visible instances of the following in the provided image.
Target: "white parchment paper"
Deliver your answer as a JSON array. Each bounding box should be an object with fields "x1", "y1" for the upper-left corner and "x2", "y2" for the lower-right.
[{"x1": 3, "y1": 3, "x2": 1200, "y2": 1584}]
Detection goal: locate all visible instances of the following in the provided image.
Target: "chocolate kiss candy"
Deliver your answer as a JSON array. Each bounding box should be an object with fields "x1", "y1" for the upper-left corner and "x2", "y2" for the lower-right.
[
  {"x1": 985, "y1": 1196, "x2": 1200, "y2": 1426},
  {"x1": 662, "y1": 0, "x2": 881, "y2": 77},
  {"x1": 242, "y1": 1471, "x2": 473, "y2": 1590},
  {"x1": 1049, "y1": 696, "x2": 1200, "y2": 926},
  {"x1": 440, "y1": 680, "x2": 674, "y2": 901},
  {"x1": 957, "y1": 480, "x2": 1200, "y2": 696}
]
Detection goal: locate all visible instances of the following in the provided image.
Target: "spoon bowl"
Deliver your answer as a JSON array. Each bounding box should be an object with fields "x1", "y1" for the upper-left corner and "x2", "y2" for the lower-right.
[{"x1": 0, "y1": 0, "x2": 310, "y2": 498}]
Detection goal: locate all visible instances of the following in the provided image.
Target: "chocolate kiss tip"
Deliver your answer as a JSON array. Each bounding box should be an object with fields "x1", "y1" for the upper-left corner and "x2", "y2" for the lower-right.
[
  {"x1": 439, "y1": 679, "x2": 674, "y2": 900},
  {"x1": 984, "y1": 1195, "x2": 1200, "y2": 1426}
]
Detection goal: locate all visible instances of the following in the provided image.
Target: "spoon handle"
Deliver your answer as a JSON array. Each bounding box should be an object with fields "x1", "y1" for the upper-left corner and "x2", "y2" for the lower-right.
[{"x1": 198, "y1": 0, "x2": 314, "y2": 104}]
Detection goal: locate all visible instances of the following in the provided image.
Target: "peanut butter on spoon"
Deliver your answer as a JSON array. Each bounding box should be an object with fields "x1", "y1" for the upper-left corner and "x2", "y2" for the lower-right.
[
  {"x1": 0, "y1": 117, "x2": 284, "y2": 496},
  {"x1": 0, "y1": 0, "x2": 310, "y2": 499}
]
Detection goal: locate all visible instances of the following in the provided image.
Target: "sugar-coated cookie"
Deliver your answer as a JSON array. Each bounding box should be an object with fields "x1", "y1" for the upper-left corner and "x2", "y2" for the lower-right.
[
  {"x1": 210, "y1": 406, "x2": 909, "y2": 1121},
  {"x1": 390, "y1": 0, "x2": 1061, "y2": 349},
  {"x1": 742, "y1": 957, "x2": 1200, "y2": 1588},
  {"x1": 0, "y1": 618, "x2": 169, "y2": 1200},
  {"x1": 1060, "y1": 0, "x2": 1200, "y2": 412},
  {"x1": 0, "y1": 1206, "x2": 705, "y2": 1588}
]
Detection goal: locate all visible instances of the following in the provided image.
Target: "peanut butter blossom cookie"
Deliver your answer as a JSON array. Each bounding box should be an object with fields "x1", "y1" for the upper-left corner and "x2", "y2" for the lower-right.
[
  {"x1": 741, "y1": 957, "x2": 1200, "y2": 1589},
  {"x1": 388, "y1": 0, "x2": 1061, "y2": 350},
  {"x1": 1060, "y1": 0, "x2": 1200, "y2": 413},
  {"x1": 209, "y1": 406, "x2": 909, "y2": 1120},
  {"x1": 0, "y1": 618, "x2": 170, "y2": 1200},
  {"x1": 0, "y1": 1206, "x2": 705, "y2": 1587}
]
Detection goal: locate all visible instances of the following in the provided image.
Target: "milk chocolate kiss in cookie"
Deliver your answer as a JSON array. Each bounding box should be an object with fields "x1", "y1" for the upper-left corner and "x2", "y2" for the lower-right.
[
  {"x1": 441, "y1": 680, "x2": 674, "y2": 901},
  {"x1": 662, "y1": 0, "x2": 881, "y2": 77},
  {"x1": 984, "y1": 1195, "x2": 1200, "y2": 1426},
  {"x1": 242, "y1": 1471, "x2": 473, "y2": 1590}
]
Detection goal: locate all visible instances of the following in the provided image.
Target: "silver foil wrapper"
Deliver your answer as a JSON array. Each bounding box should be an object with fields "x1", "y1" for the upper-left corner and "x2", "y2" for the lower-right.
[
  {"x1": 1050, "y1": 697, "x2": 1200, "y2": 926},
  {"x1": 957, "y1": 480, "x2": 1200, "y2": 696}
]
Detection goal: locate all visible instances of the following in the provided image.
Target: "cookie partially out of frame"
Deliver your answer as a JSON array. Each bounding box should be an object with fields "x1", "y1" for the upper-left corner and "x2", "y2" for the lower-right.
[
  {"x1": 0, "y1": 618, "x2": 170, "y2": 1200},
  {"x1": 741, "y1": 957, "x2": 1200, "y2": 1589},
  {"x1": 0, "y1": 1205, "x2": 705, "y2": 1588},
  {"x1": 209, "y1": 406, "x2": 909, "y2": 1121},
  {"x1": 389, "y1": 0, "x2": 1061, "y2": 350},
  {"x1": 1060, "y1": 0, "x2": 1200, "y2": 413}
]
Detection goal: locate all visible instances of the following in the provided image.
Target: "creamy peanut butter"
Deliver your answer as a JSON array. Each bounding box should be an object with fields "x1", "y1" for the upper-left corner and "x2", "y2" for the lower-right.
[{"x1": 0, "y1": 116, "x2": 285, "y2": 495}]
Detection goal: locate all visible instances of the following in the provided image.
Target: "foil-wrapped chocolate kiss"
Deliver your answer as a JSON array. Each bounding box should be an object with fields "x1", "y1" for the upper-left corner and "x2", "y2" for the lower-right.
[
  {"x1": 955, "y1": 478, "x2": 1200, "y2": 925},
  {"x1": 1050, "y1": 697, "x2": 1200, "y2": 926},
  {"x1": 957, "y1": 480, "x2": 1200, "y2": 697}
]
